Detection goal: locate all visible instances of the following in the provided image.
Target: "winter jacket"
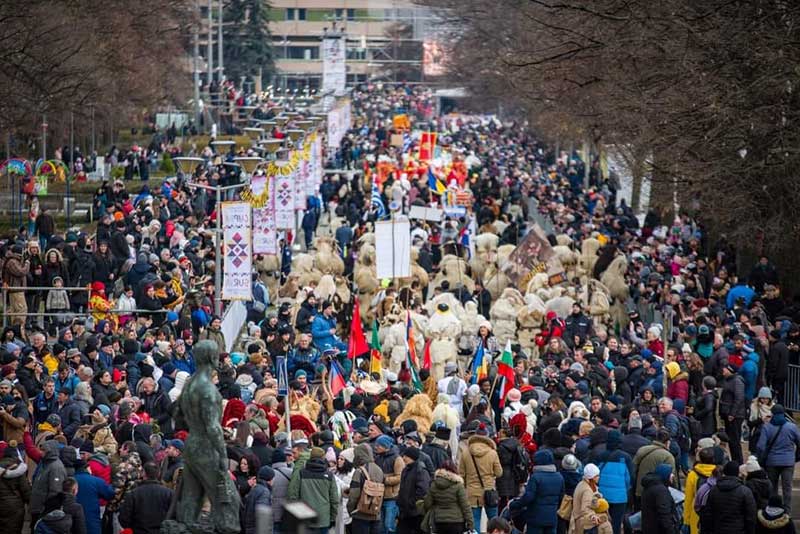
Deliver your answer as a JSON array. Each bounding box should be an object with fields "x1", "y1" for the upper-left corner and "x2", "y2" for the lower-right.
[
  {"x1": 700, "y1": 475, "x2": 756, "y2": 534},
  {"x1": 755, "y1": 506, "x2": 795, "y2": 534},
  {"x1": 641, "y1": 473, "x2": 678, "y2": 534},
  {"x1": 0, "y1": 400, "x2": 28, "y2": 443},
  {"x1": 118, "y1": 479, "x2": 173, "y2": 534},
  {"x1": 198, "y1": 327, "x2": 225, "y2": 354},
  {"x1": 719, "y1": 373, "x2": 747, "y2": 419},
  {"x1": 0, "y1": 457, "x2": 31, "y2": 533},
  {"x1": 740, "y1": 352, "x2": 760, "y2": 401},
  {"x1": 397, "y1": 460, "x2": 431, "y2": 517},
  {"x1": 597, "y1": 449, "x2": 633, "y2": 504},
  {"x1": 287, "y1": 457, "x2": 339, "y2": 529},
  {"x1": 347, "y1": 444, "x2": 385, "y2": 521},
  {"x1": 374, "y1": 445, "x2": 405, "y2": 500},
  {"x1": 61, "y1": 493, "x2": 87, "y2": 534},
  {"x1": 694, "y1": 391, "x2": 718, "y2": 437},
  {"x1": 569, "y1": 479, "x2": 601, "y2": 534},
  {"x1": 766, "y1": 340, "x2": 790, "y2": 385},
  {"x1": 683, "y1": 462, "x2": 715, "y2": 534},
  {"x1": 496, "y1": 436, "x2": 524, "y2": 497},
  {"x1": 457, "y1": 435, "x2": 503, "y2": 507},
  {"x1": 139, "y1": 389, "x2": 172, "y2": 436},
  {"x1": 242, "y1": 481, "x2": 271, "y2": 534},
  {"x1": 311, "y1": 313, "x2": 340, "y2": 351},
  {"x1": 30, "y1": 441, "x2": 68, "y2": 514},
  {"x1": 422, "y1": 469, "x2": 473, "y2": 529},
  {"x1": 34, "y1": 509, "x2": 73, "y2": 534},
  {"x1": 666, "y1": 372, "x2": 690, "y2": 404},
  {"x1": 3, "y1": 252, "x2": 28, "y2": 290},
  {"x1": 271, "y1": 462, "x2": 294, "y2": 523},
  {"x1": 745, "y1": 470, "x2": 773, "y2": 509},
  {"x1": 620, "y1": 429, "x2": 650, "y2": 458},
  {"x1": 512, "y1": 465, "x2": 564, "y2": 527},
  {"x1": 632, "y1": 441, "x2": 675, "y2": 497},
  {"x1": 421, "y1": 442, "x2": 451, "y2": 471},
  {"x1": 74, "y1": 468, "x2": 115, "y2": 534},
  {"x1": 295, "y1": 301, "x2": 317, "y2": 334},
  {"x1": 755, "y1": 414, "x2": 800, "y2": 468},
  {"x1": 57, "y1": 400, "x2": 83, "y2": 441}
]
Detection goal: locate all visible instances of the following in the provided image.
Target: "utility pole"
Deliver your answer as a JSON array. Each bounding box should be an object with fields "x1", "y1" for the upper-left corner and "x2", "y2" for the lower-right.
[
  {"x1": 207, "y1": 0, "x2": 214, "y2": 86},
  {"x1": 218, "y1": 0, "x2": 224, "y2": 82},
  {"x1": 193, "y1": 11, "x2": 201, "y2": 128},
  {"x1": 41, "y1": 113, "x2": 47, "y2": 160}
]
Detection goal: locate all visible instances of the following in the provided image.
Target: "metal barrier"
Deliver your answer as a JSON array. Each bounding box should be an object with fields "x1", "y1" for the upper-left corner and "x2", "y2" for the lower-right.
[{"x1": 785, "y1": 364, "x2": 800, "y2": 412}]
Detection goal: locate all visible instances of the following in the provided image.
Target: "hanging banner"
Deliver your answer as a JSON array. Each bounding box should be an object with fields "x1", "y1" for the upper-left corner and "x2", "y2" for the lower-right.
[
  {"x1": 327, "y1": 100, "x2": 352, "y2": 150},
  {"x1": 273, "y1": 166, "x2": 296, "y2": 229},
  {"x1": 221, "y1": 202, "x2": 253, "y2": 301},
  {"x1": 253, "y1": 179, "x2": 278, "y2": 255},
  {"x1": 375, "y1": 219, "x2": 411, "y2": 279},
  {"x1": 322, "y1": 35, "x2": 347, "y2": 97},
  {"x1": 418, "y1": 132, "x2": 437, "y2": 162},
  {"x1": 295, "y1": 159, "x2": 308, "y2": 211},
  {"x1": 313, "y1": 135, "x2": 324, "y2": 190},
  {"x1": 501, "y1": 223, "x2": 562, "y2": 290}
]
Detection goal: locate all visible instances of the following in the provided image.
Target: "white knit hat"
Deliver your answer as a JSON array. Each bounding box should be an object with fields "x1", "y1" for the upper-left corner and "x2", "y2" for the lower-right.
[
  {"x1": 740, "y1": 455, "x2": 761, "y2": 476},
  {"x1": 583, "y1": 463, "x2": 600, "y2": 479}
]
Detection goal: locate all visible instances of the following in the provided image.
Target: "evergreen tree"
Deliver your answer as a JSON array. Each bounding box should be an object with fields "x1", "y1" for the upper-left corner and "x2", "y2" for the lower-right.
[{"x1": 223, "y1": 0, "x2": 275, "y2": 83}]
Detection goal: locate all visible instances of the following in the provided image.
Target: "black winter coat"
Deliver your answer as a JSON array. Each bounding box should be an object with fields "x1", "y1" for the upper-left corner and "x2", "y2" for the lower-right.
[
  {"x1": 421, "y1": 442, "x2": 451, "y2": 471},
  {"x1": 0, "y1": 458, "x2": 31, "y2": 534},
  {"x1": 719, "y1": 374, "x2": 747, "y2": 419},
  {"x1": 745, "y1": 470, "x2": 773, "y2": 509},
  {"x1": 118, "y1": 479, "x2": 173, "y2": 534},
  {"x1": 496, "y1": 437, "x2": 523, "y2": 497},
  {"x1": 620, "y1": 430, "x2": 650, "y2": 459},
  {"x1": 640, "y1": 473, "x2": 678, "y2": 534},
  {"x1": 397, "y1": 460, "x2": 431, "y2": 517},
  {"x1": 693, "y1": 391, "x2": 718, "y2": 437},
  {"x1": 700, "y1": 476, "x2": 756, "y2": 534}
]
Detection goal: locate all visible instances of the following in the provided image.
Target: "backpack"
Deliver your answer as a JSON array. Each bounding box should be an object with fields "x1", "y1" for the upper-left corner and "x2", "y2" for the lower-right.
[
  {"x1": 511, "y1": 444, "x2": 530, "y2": 484},
  {"x1": 693, "y1": 475, "x2": 716, "y2": 513},
  {"x1": 356, "y1": 466, "x2": 384, "y2": 518},
  {"x1": 675, "y1": 414, "x2": 692, "y2": 452}
]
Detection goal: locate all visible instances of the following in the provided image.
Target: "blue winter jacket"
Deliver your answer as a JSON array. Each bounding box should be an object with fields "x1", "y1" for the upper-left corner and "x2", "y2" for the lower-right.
[
  {"x1": 311, "y1": 314, "x2": 343, "y2": 351},
  {"x1": 739, "y1": 352, "x2": 759, "y2": 401},
  {"x1": 726, "y1": 284, "x2": 755, "y2": 309},
  {"x1": 755, "y1": 414, "x2": 800, "y2": 468},
  {"x1": 74, "y1": 469, "x2": 115, "y2": 534},
  {"x1": 597, "y1": 450, "x2": 633, "y2": 504},
  {"x1": 513, "y1": 466, "x2": 565, "y2": 527}
]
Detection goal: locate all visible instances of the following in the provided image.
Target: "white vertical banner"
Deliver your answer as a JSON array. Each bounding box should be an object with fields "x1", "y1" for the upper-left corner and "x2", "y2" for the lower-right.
[
  {"x1": 221, "y1": 202, "x2": 253, "y2": 301},
  {"x1": 322, "y1": 35, "x2": 346, "y2": 97},
  {"x1": 295, "y1": 159, "x2": 308, "y2": 210},
  {"x1": 252, "y1": 178, "x2": 278, "y2": 255},
  {"x1": 313, "y1": 136, "x2": 324, "y2": 191},
  {"x1": 327, "y1": 100, "x2": 352, "y2": 150},
  {"x1": 273, "y1": 170, "x2": 296, "y2": 230},
  {"x1": 375, "y1": 219, "x2": 411, "y2": 279}
]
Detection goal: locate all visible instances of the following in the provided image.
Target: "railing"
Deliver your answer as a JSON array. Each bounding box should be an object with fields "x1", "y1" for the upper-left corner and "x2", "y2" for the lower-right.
[{"x1": 785, "y1": 364, "x2": 800, "y2": 412}]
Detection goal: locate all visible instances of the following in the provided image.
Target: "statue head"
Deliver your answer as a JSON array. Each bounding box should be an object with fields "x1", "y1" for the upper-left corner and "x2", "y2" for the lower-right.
[{"x1": 194, "y1": 340, "x2": 219, "y2": 369}]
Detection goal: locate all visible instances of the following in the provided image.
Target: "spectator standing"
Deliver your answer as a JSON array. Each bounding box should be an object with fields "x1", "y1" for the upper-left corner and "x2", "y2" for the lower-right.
[
  {"x1": 397, "y1": 446, "x2": 431, "y2": 534},
  {"x1": 719, "y1": 364, "x2": 747, "y2": 464},
  {"x1": 700, "y1": 461, "x2": 756, "y2": 534},
  {"x1": 287, "y1": 447, "x2": 339, "y2": 534},
  {"x1": 755, "y1": 404, "x2": 800, "y2": 513},
  {"x1": 119, "y1": 462, "x2": 173, "y2": 534},
  {"x1": 511, "y1": 449, "x2": 564, "y2": 534},
  {"x1": 458, "y1": 423, "x2": 503, "y2": 531},
  {"x1": 347, "y1": 443, "x2": 385, "y2": 534},
  {"x1": 640, "y1": 463, "x2": 678, "y2": 534}
]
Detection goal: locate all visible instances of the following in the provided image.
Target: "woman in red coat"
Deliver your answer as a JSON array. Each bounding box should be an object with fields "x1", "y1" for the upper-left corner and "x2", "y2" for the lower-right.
[{"x1": 665, "y1": 362, "x2": 690, "y2": 404}]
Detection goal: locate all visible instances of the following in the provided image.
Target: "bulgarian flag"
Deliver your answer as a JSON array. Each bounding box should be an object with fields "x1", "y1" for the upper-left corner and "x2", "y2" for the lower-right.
[
  {"x1": 347, "y1": 297, "x2": 370, "y2": 360},
  {"x1": 422, "y1": 339, "x2": 432, "y2": 371},
  {"x1": 369, "y1": 320, "x2": 382, "y2": 376},
  {"x1": 406, "y1": 311, "x2": 423, "y2": 392},
  {"x1": 497, "y1": 340, "x2": 515, "y2": 408}
]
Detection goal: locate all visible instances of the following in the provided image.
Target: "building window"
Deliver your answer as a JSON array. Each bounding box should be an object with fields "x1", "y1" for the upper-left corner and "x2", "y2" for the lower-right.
[
  {"x1": 297, "y1": 8, "x2": 306, "y2": 20},
  {"x1": 335, "y1": 8, "x2": 343, "y2": 19},
  {"x1": 286, "y1": 8, "x2": 294, "y2": 20},
  {"x1": 347, "y1": 9, "x2": 355, "y2": 21}
]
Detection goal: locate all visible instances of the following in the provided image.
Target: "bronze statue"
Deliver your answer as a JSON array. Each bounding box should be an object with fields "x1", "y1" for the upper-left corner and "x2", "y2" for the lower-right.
[{"x1": 166, "y1": 339, "x2": 241, "y2": 534}]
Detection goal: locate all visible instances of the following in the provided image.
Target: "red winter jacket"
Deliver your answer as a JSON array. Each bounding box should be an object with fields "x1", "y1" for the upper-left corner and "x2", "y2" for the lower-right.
[{"x1": 666, "y1": 374, "x2": 690, "y2": 404}]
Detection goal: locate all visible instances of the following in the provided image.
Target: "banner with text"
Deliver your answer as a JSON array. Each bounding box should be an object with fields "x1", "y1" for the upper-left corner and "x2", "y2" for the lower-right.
[
  {"x1": 252, "y1": 178, "x2": 278, "y2": 255},
  {"x1": 221, "y1": 202, "x2": 253, "y2": 300}
]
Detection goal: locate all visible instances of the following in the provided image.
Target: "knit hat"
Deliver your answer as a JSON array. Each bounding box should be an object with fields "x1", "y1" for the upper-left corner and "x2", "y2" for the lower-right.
[
  {"x1": 402, "y1": 447, "x2": 420, "y2": 461},
  {"x1": 271, "y1": 449, "x2": 287, "y2": 465},
  {"x1": 772, "y1": 404, "x2": 785, "y2": 415},
  {"x1": 703, "y1": 376, "x2": 717, "y2": 390},
  {"x1": 476, "y1": 423, "x2": 490, "y2": 436},
  {"x1": 583, "y1": 463, "x2": 600, "y2": 479},
  {"x1": 257, "y1": 466, "x2": 275, "y2": 482},
  {"x1": 46, "y1": 414, "x2": 62, "y2": 427},
  {"x1": 723, "y1": 460, "x2": 740, "y2": 477},
  {"x1": 401, "y1": 420, "x2": 418, "y2": 435},
  {"x1": 533, "y1": 449, "x2": 554, "y2": 466},
  {"x1": 606, "y1": 430, "x2": 622, "y2": 451},
  {"x1": 593, "y1": 498, "x2": 609, "y2": 514},
  {"x1": 665, "y1": 362, "x2": 680, "y2": 380},
  {"x1": 340, "y1": 448, "x2": 355, "y2": 464},
  {"x1": 310, "y1": 447, "x2": 325, "y2": 459},
  {"x1": 79, "y1": 441, "x2": 95, "y2": 454},
  {"x1": 628, "y1": 415, "x2": 642, "y2": 430},
  {"x1": 376, "y1": 435, "x2": 394, "y2": 449},
  {"x1": 697, "y1": 437, "x2": 717, "y2": 450},
  {"x1": 758, "y1": 387, "x2": 772, "y2": 400},
  {"x1": 655, "y1": 463, "x2": 673, "y2": 483},
  {"x1": 562, "y1": 454, "x2": 580, "y2": 471},
  {"x1": 740, "y1": 455, "x2": 761, "y2": 476},
  {"x1": 506, "y1": 388, "x2": 521, "y2": 403}
]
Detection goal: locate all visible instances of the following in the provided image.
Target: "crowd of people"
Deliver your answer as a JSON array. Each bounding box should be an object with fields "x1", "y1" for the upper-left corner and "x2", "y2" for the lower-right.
[{"x1": 0, "y1": 83, "x2": 798, "y2": 534}]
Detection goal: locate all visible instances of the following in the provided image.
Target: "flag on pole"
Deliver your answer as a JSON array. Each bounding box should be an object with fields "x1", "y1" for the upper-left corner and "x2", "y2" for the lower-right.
[
  {"x1": 329, "y1": 359, "x2": 347, "y2": 397},
  {"x1": 405, "y1": 312, "x2": 423, "y2": 391},
  {"x1": 347, "y1": 297, "x2": 370, "y2": 360},
  {"x1": 497, "y1": 340, "x2": 515, "y2": 408},
  {"x1": 371, "y1": 180, "x2": 386, "y2": 218},
  {"x1": 369, "y1": 320, "x2": 382, "y2": 375},
  {"x1": 470, "y1": 343, "x2": 488, "y2": 385},
  {"x1": 418, "y1": 131, "x2": 437, "y2": 161},
  {"x1": 428, "y1": 167, "x2": 446, "y2": 196},
  {"x1": 402, "y1": 132, "x2": 413, "y2": 154}
]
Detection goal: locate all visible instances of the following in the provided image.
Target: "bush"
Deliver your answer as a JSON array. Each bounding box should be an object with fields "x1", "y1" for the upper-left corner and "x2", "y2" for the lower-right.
[
  {"x1": 160, "y1": 152, "x2": 176, "y2": 175},
  {"x1": 110, "y1": 166, "x2": 125, "y2": 179}
]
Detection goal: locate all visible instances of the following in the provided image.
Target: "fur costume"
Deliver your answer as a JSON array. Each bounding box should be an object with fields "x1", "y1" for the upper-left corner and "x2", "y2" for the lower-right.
[
  {"x1": 424, "y1": 292, "x2": 465, "y2": 319},
  {"x1": 430, "y1": 254, "x2": 474, "y2": 295},
  {"x1": 383, "y1": 320, "x2": 409, "y2": 373},
  {"x1": 579, "y1": 279, "x2": 612, "y2": 329},
  {"x1": 393, "y1": 393, "x2": 433, "y2": 435},
  {"x1": 518, "y1": 294, "x2": 547, "y2": 357},
  {"x1": 427, "y1": 305, "x2": 463, "y2": 381},
  {"x1": 278, "y1": 272, "x2": 301, "y2": 299},
  {"x1": 470, "y1": 233, "x2": 500, "y2": 282},
  {"x1": 599, "y1": 254, "x2": 629, "y2": 302},
  {"x1": 253, "y1": 254, "x2": 282, "y2": 303},
  {"x1": 397, "y1": 247, "x2": 429, "y2": 303},
  {"x1": 579, "y1": 237, "x2": 601, "y2": 281},
  {"x1": 431, "y1": 393, "x2": 461, "y2": 431},
  {"x1": 313, "y1": 236, "x2": 345, "y2": 275},
  {"x1": 555, "y1": 234, "x2": 573, "y2": 247},
  {"x1": 490, "y1": 288, "x2": 526, "y2": 346},
  {"x1": 552, "y1": 244, "x2": 579, "y2": 281},
  {"x1": 545, "y1": 295, "x2": 575, "y2": 319},
  {"x1": 354, "y1": 242, "x2": 379, "y2": 321},
  {"x1": 314, "y1": 274, "x2": 338, "y2": 303}
]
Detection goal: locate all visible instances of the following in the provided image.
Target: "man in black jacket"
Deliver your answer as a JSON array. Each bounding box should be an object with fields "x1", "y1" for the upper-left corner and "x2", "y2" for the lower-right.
[
  {"x1": 60, "y1": 477, "x2": 87, "y2": 534},
  {"x1": 719, "y1": 364, "x2": 746, "y2": 463},
  {"x1": 694, "y1": 377, "x2": 718, "y2": 438},
  {"x1": 620, "y1": 415, "x2": 650, "y2": 458},
  {"x1": 120, "y1": 462, "x2": 174, "y2": 534},
  {"x1": 422, "y1": 426, "x2": 452, "y2": 471},
  {"x1": 396, "y1": 447, "x2": 431, "y2": 534},
  {"x1": 640, "y1": 463, "x2": 678, "y2": 534},
  {"x1": 700, "y1": 461, "x2": 756, "y2": 534},
  {"x1": 766, "y1": 329, "x2": 789, "y2": 403}
]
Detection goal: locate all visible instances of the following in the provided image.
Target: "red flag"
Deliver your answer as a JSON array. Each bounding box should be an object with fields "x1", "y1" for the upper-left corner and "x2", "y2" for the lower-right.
[
  {"x1": 418, "y1": 132, "x2": 437, "y2": 162},
  {"x1": 329, "y1": 360, "x2": 347, "y2": 397},
  {"x1": 347, "y1": 297, "x2": 369, "y2": 359},
  {"x1": 422, "y1": 339, "x2": 432, "y2": 371}
]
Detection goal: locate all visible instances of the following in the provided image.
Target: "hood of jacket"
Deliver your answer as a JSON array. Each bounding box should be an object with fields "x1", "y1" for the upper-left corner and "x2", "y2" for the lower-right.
[
  {"x1": 133, "y1": 423, "x2": 153, "y2": 443},
  {"x1": 353, "y1": 443, "x2": 374, "y2": 467},
  {"x1": 716, "y1": 475, "x2": 744, "y2": 492},
  {"x1": 0, "y1": 458, "x2": 27, "y2": 478},
  {"x1": 433, "y1": 468, "x2": 464, "y2": 490},
  {"x1": 757, "y1": 509, "x2": 791, "y2": 529},
  {"x1": 39, "y1": 509, "x2": 72, "y2": 533},
  {"x1": 641, "y1": 472, "x2": 666, "y2": 490},
  {"x1": 41, "y1": 440, "x2": 61, "y2": 462},
  {"x1": 467, "y1": 435, "x2": 497, "y2": 457}
]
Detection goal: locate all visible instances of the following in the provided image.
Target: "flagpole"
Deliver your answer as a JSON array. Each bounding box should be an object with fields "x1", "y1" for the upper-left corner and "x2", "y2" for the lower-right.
[
  {"x1": 488, "y1": 373, "x2": 501, "y2": 403},
  {"x1": 285, "y1": 390, "x2": 292, "y2": 448}
]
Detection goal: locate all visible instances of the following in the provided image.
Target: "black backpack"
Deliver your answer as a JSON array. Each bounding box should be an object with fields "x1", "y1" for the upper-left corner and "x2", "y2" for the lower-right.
[
  {"x1": 511, "y1": 444, "x2": 530, "y2": 484},
  {"x1": 675, "y1": 414, "x2": 692, "y2": 452}
]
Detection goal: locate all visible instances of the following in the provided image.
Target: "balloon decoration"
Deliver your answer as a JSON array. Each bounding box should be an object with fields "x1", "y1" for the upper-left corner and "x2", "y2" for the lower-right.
[
  {"x1": 0, "y1": 158, "x2": 33, "y2": 176},
  {"x1": 35, "y1": 159, "x2": 69, "y2": 182}
]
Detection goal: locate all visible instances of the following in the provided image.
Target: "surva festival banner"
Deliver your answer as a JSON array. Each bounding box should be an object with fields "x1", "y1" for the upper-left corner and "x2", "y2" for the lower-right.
[
  {"x1": 221, "y1": 202, "x2": 253, "y2": 301},
  {"x1": 252, "y1": 178, "x2": 278, "y2": 255}
]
